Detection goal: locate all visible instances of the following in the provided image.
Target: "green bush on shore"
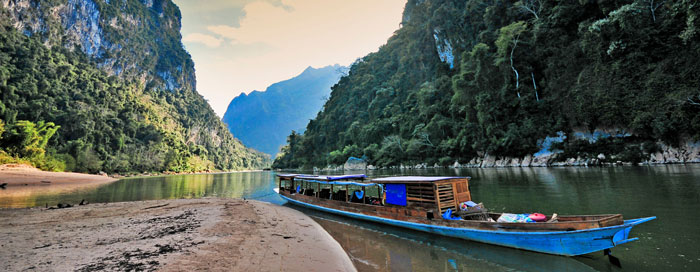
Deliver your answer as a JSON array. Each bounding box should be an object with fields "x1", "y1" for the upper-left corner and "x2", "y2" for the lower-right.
[{"x1": 0, "y1": 119, "x2": 65, "y2": 171}]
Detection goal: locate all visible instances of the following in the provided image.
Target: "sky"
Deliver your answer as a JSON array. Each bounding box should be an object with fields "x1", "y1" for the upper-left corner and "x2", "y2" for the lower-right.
[{"x1": 171, "y1": 0, "x2": 406, "y2": 117}]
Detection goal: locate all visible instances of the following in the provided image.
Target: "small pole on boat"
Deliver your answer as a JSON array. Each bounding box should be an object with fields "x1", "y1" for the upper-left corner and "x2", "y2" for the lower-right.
[
  {"x1": 346, "y1": 185, "x2": 349, "y2": 202},
  {"x1": 317, "y1": 183, "x2": 320, "y2": 198},
  {"x1": 330, "y1": 184, "x2": 334, "y2": 199},
  {"x1": 362, "y1": 186, "x2": 366, "y2": 204}
]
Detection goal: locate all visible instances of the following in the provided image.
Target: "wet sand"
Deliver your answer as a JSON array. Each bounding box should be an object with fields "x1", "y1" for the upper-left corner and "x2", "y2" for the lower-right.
[
  {"x1": 0, "y1": 164, "x2": 117, "y2": 200},
  {"x1": 0, "y1": 198, "x2": 356, "y2": 271}
]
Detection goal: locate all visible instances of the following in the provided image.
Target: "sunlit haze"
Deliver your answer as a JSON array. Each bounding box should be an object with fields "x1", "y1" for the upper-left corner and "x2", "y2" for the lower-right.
[{"x1": 172, "y1": 0, "x2": 406, "y2": 116}]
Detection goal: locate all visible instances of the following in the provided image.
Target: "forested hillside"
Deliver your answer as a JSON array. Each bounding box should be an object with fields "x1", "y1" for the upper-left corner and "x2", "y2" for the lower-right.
[
  {"x1": 222, "y1": 65, "x2": 345, "y2": 157},
  {"x1": 0, "y1": 0, "x2": 268, "y2": 173},
  {"x1": 274, "y1": 0, "x2": 700, "y2": 169}
]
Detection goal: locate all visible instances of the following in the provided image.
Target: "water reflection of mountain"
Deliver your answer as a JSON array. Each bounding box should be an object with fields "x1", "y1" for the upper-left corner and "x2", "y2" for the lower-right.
[
  {"x1": 0, "y1": 172, "x2": 281, "y2": 208},
  {"x1": 300, "y1": 206, "x2": 597, "y2": 272}
]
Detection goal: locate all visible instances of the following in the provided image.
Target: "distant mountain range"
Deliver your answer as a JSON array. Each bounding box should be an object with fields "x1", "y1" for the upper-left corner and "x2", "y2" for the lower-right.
[{"x1": 222, "y1": 65, "x2": 346, "y2": 157}]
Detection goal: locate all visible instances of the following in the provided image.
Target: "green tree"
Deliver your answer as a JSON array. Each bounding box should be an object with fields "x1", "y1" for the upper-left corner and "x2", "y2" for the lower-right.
[{"x1": 1, "y1": 120, "x2": 59, "y2": 159}]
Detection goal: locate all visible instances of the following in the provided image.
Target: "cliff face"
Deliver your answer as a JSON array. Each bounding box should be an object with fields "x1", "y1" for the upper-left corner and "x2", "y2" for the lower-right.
[
  {"x1": 222, "y1": 65, "x2": 345, "y2": 157},
  {"x1": 0, "y1": 0, "x2": 269, "y2": 172},
  {"x1": 273, "y1": 0, "x2": 700, "y2": 169},
  {"x1": 3, "y1": 0, "x2": 194, "y2": 91}
]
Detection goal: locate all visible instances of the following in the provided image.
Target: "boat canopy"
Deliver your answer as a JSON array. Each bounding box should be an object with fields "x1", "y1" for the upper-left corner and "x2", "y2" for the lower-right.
[
  {"x1": 276, "y1": 174, "x2": 300, "y2": 178},
  {"x1": 293, "y1": 178, "x2": 382, "y2": 189},
  {"x1": 371, "y1": 176, "x2": 467, "y2": 184},
  {"x1": 295, "y1": 174, "x2": 367, "y2": 181}
]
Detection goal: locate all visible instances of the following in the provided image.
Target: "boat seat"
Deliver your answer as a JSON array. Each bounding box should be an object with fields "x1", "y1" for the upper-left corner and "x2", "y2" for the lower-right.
[
  {"x1": 319, "y1": 188, "x2": 331, "y2": 199},
  {"x1": 304, "y1": 189, "x2": 315, "y2": 196},
  {"x1": 333, "y1": 190, "x2": 347, "y2": 201}
]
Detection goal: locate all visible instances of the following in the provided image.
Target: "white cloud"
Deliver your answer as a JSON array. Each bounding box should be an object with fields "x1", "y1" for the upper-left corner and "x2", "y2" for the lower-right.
[
  {"x1": 206, "y1": 25, "x2": 238, "y2": 40},
  {"x1": 182, "y1": 33, "x2": 224, "y2": 48},
  {"x1": 264, "y1": 0, "x2": 294, "y2": 12}
]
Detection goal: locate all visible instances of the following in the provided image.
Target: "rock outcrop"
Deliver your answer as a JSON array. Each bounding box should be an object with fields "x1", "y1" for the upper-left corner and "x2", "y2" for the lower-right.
[
  {"x1": 449, "y1": 141, "x2": 699, "y2": 168},
  {"x1": 343, "y1": 157, "x2": 368, "y2": 170},
  {"x1": 648, "y1": 142, "x2": 700, "y2": 164},
  {"x1": 2, "y1": 0, "x2": 195, "y2": 91}
]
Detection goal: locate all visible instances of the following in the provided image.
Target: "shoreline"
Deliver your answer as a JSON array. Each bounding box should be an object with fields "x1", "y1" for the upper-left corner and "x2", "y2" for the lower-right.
[
  {"x1": 0, "y1": 164, "x2": 117, "y2": 201},
  {"x1": 115, "y1": 169, "x2": 269, "y2": 180},
  {"x1": 0, "y1": 198, "x2": 356, "y2": 271},
  {"x1": 0, "y1": 164, "x2": 117, "y2": 187},
  {"x1": 278, "y1": 161, "x2": 700, "y2": 172},
  {"x1": 0, "y1": 163, "x2": 271, "y2": 188}
]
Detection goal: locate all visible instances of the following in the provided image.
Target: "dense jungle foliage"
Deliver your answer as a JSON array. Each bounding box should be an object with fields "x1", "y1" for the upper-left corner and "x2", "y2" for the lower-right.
[
  {"x1": 0, "y1": 14, "x2": 268, "y2": 173},
  {"x1": 274, "y1": 0, "x2": 700, "y2": 169}
]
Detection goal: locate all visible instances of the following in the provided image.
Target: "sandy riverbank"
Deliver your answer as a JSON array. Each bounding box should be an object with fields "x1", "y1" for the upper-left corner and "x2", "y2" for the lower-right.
[
  {"x1": 0, "y1": 198, "x2": 356, "y2": 271},
  {"x1": 0, "y1": 164, "x2": 117, "y2": 200}
]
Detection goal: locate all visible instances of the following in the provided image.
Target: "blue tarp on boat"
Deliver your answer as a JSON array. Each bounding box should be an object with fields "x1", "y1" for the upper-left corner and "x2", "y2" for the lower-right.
[
  {"x1": 355, "y1": 191, "x2": 364, "y2": 199},
  {"x1": 385, "y1": 184, "x2": 407, "y2": 206}
]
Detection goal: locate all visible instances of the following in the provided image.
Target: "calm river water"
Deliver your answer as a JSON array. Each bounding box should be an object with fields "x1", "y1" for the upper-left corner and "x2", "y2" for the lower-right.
[{"x1": 1, "y1": 165, "x2": 698, "y2": 271}]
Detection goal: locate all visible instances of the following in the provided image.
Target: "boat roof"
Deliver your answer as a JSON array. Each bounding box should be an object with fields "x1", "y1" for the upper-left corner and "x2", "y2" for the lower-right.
[
  {"x1": 295, "y1": 174, "x2": 367, "y2": 181},
  {"x1": 276, "y1": 174, "x2": 300, "y2": 178},
  {"x1": 371, "y1": 176, "x2": 467, "y2": 184}
]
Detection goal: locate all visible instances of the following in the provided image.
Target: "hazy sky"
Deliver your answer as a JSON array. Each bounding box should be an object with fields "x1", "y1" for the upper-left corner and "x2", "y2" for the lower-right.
[{"x1": 172, "y1": 0, "x2": 406, "y2": 116}]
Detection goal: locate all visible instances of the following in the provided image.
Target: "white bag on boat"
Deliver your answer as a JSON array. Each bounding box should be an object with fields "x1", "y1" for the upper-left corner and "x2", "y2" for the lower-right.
[{"x1": 497, "y1": 213, "x2": 534, "y2": 223}]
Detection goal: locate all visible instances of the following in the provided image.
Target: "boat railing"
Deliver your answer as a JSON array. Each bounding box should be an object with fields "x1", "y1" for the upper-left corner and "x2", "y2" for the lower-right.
[{"x1": 279, "y1": 175, "x2": 384, "y2": 205}]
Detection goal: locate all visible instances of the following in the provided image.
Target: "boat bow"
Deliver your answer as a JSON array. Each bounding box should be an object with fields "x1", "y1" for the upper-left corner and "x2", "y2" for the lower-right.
[{"x1": 613, "y1": 217, "x2": 656, "y2": 246}]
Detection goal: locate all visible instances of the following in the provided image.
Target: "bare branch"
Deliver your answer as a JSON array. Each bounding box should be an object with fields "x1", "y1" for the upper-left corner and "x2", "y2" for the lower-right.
[
  {"x1": 531, "y1": 71, "x2": 539, "y2": 101},
  {"x1": 518, "y1": 0, "x2": 542, "y2": 20},
  {"x1": 418, "y1": 132, "x2": 434, "y2": 147},
  {"x1": 688, "y1": 96, "x2": 700, "y2": 106},
  {"x1": 649, "y1": 0, "x2": 665, "y2": 22},
  {"x1": 510, "y1": 34, "x2": 521, "y2": 98},
  {"x1": 383, "y1": 135, "x2": 405, "y2": 152}
]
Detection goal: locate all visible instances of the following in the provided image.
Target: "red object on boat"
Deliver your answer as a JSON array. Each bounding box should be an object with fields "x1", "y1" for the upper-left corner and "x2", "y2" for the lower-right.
[{"x1": 529, "y1": 213, "x2": 546, "y2": 222}]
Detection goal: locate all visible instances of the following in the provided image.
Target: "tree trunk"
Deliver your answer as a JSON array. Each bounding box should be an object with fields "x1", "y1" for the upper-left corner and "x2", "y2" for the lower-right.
[
  {"x1": 531, "y1": 72, "x2": 539, "y2": 101},
  {"x1": 510, "y1": 38, "x2": 520, "y2": 98}
]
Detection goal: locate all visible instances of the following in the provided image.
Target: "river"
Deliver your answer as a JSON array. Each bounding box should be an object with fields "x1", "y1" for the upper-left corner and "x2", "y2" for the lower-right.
[{"x1": 1, "y1": 165, "x2": 698, "y2": 271}]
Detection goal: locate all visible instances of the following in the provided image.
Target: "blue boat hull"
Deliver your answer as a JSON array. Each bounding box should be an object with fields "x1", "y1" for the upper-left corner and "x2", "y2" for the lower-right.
[{"x1": 280, "y1": 194, "x2": 655, "y2": 256}]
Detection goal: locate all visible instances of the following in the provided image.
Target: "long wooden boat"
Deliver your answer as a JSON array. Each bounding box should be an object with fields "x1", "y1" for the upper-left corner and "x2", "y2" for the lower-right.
[{"x1": 275, "y1": 174, "x2": 655, "y2": 256}]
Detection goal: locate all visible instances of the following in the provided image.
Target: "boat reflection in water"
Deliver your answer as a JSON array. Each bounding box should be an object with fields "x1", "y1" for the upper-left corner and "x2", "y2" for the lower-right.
[{"x1": 297, "y1": 206, "x2": 599, "y2": 272}]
